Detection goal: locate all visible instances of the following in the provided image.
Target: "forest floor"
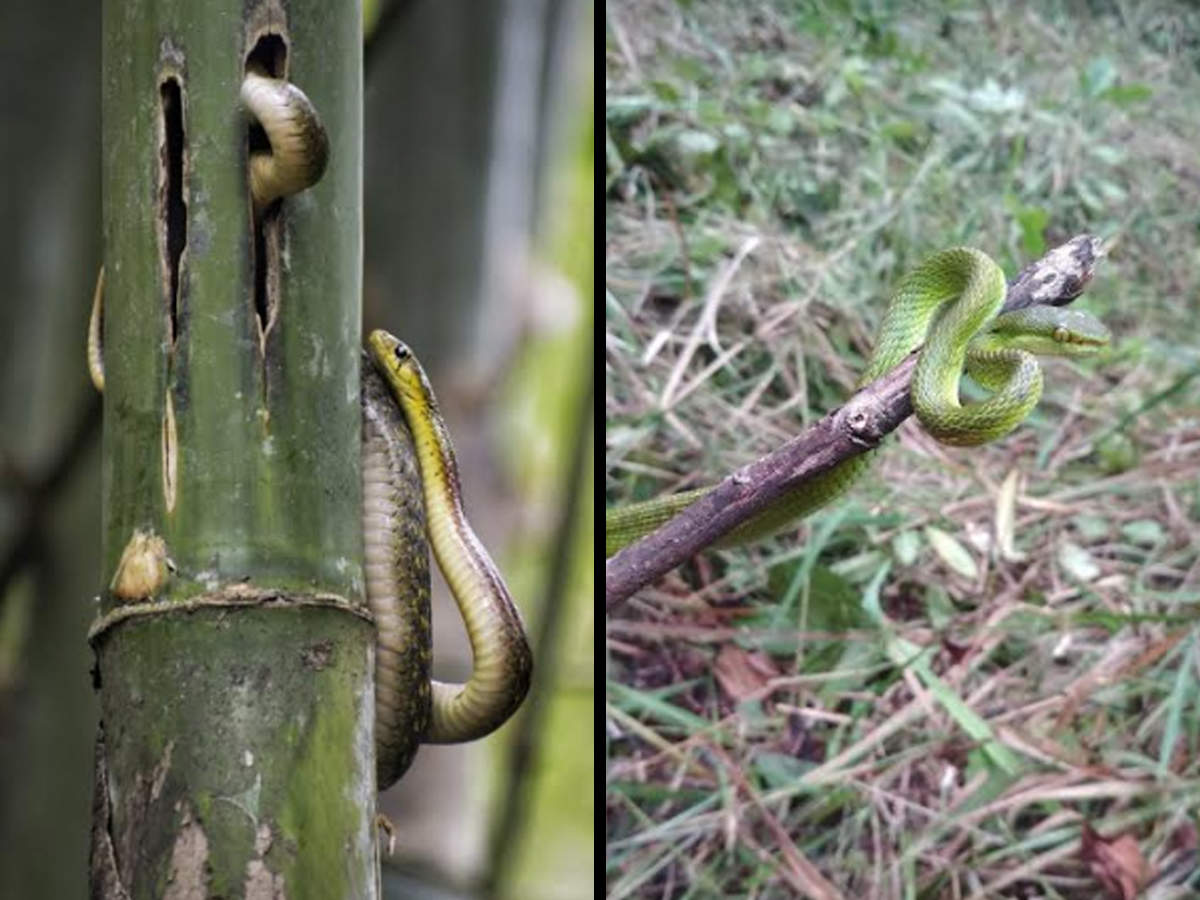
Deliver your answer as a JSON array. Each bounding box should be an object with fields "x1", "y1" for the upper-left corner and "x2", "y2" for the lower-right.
[{"x1": 605, "y1": 2, "x2": 1200, "y2": 897}]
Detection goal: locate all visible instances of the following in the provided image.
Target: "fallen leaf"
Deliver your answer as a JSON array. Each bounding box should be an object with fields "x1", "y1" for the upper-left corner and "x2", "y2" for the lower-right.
[
  {"x1": 1121, "y1": 518, "x2": 1165, "y2": 547},
  {"x1": 1167, "y1": 818, "x2": 1198, "y2": 853},
  {"x1": 713, "y1": 645, "x2": 779, "y2": 702},
  {"x1": 994, "y1": 468, "x2": 1025, "y2": 561},
  {"x1": 925, "y1": 526, "x2": 978, "y2": 580},
  {"x1": 1058, "y1": 540, "x2": 1101, "y2": 582},
  {"x1": 892, "y1": 530, "x2": 921, "y2": 566},
  {"x1": 1080, "y1": 824, "x2": 1149, "y2": 899}
]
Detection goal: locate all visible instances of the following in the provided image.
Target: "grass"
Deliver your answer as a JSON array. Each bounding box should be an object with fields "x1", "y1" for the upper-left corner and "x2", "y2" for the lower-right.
[{"x1": 605, "y1": 1, "x2": 1200, "y2": 896}]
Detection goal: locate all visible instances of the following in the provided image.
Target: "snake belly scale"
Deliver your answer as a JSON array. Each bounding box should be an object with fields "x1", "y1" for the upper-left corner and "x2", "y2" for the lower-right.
[
  {"x1": 90, "y1": 68, "x2": 531, "y2": 789},
  {"x1": 606, "y1": 247, "x2": 1110, "y2": 556}
]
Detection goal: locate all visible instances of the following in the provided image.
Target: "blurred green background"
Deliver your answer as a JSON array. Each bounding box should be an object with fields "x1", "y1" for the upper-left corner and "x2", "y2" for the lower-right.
[
  {"x1": 0, "y1": 2, "x2": 593, "y2": 898},
  {"x1": 606, "y1": 1, "x2": 1200, "y2": 895}
]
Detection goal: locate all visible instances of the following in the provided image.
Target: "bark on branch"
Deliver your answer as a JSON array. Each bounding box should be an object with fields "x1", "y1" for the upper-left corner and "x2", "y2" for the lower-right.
[{"x1": 605, "y1": 235, "x2": 1105, "y2": 608}]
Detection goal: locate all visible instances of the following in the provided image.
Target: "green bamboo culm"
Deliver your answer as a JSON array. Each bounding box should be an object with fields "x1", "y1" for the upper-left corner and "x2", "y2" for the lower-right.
[{"x1": 93, "y1": 1, "x2": 375, "y2": 896}]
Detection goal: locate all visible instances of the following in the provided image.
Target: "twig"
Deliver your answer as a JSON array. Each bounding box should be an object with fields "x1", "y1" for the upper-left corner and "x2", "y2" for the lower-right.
[
  {"x1": 659, "y1": 235, "x2": 760, "y2": 408},
  {"x1": 605, "y1": 235, "x2": 1104, "y2": 608}
]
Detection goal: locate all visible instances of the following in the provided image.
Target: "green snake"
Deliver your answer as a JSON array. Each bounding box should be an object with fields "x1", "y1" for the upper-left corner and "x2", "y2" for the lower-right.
[
  {"x1": 90, "y1": 69, "x2": 532, "y2": 790},
  {"x1": 606, "y1": 247, "x2": 1111, "y2": 556}
]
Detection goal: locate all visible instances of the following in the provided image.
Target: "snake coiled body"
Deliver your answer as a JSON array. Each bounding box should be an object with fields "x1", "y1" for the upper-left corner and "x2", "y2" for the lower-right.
[
  {"x1": 361, "y1": 366, "x2": 432, "y2": 785},
  {"x1": 367, "y1": 331, "x2": 533, "y2": 744},
  {"x1": 241, "y1": 68, "x2": 329, "y2": 212},
  {"x1": 606, "y1": 248, "x2": 1110, "y2": 555},
  {"x1": 91, "y1": 69, "x2": 532, "y2": 791}
]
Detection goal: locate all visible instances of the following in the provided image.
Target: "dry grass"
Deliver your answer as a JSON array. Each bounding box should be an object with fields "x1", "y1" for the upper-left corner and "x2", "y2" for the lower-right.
[{"x1": 605, "y1": 1, "x2": 1200, "y2": 896}]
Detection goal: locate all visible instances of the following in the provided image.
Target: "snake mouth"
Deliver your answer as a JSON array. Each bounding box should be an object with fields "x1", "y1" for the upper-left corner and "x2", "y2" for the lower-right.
[
  {"x1": 367, "y1": 329, "x2": 399, "y2": 365},
  {"x1": 1054, "y1": 316, "x2": 1111, "y2": 351},
  {"x1": 1054, "y1": 330, "x2": 1110, "y2": 354}
]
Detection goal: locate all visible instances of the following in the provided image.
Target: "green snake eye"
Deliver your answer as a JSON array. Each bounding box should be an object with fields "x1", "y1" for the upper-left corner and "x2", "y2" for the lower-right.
[
  {"x1": 394, "y1": 344, "x2": 411, "y2": 362},
  {"x1": 1052, "y1": 326, "x2": 1069, "y2": 343}
]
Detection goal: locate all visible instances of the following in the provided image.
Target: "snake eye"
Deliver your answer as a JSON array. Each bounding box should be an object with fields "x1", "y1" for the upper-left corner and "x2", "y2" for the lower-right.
[
  {"x1": 1052, "y1": 326, "x2": 1069, "y2": 343},
  {"x1": 394, "y1": 344, "x2": 410, "y2": 362}
]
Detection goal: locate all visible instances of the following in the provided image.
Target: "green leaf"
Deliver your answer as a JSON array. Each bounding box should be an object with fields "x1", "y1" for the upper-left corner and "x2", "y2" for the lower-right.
[
  {"x1": 1080, "y1": 57, "x2": 1116, "y2": 98},
  {"x1": 892, "y1": 530, "x2": 921, "y2": 566},
  {"x1": 738, "y1": 699, "x2": 770, "y2": 728},
  {"x1": 753, "y1": 752, "x2": 812, "y2": 789},
  {"x1": 808, "y1": 565, "x2": 873, "y2": 630},
  {"x1": 1015, "y1": 205, "x2": 1048, "y2": 258},
  {"x1": 1074, "y1": 178, "x2": 1103, "y2": 211},
  {"x1": 607, "y1": 681, "x2": 712, "y2": 732},
  {"x1": 766, "y1": 561, "x2": 871, "y2": 631},
  {"x1": 673, "y1": 129, "x2": 721, "y2": 158},
  {"x1": 1071, "y1": 513, "x2": 1111, "y2": 542},
  {"x1": 1096, "y1": 179, "x2": 1127, "y2": 202},
  {"x1": 1004, "y1": 194, "x2": 1048, "y2": 258},
  {"x1": 881, "y1": 118, "x2": 926, "y2": 151},
  {"x1": 671, "y1": 55, "x2": 708, "y2": 84},
  {"x1": 648, "y1": 79, "x2": 682, "y2": 103},
  {"x1": 968, "y1": 79, "x2": 1025, "y2": 113},
  {"x1": 1058, "y1": 540, "x2": 1100, "y2": 582},
  {"x1": 878, "y1": 632, "x2": 1023, "y2": 776},
  {"x1": 830, "y1": 549, "x2": 888, "y2": 584},
  {"x1": 605, "y1": 95, "x2": 656, "y2": 126},
  {"x1": 1097, "y1": 432, "x2": 1138, "y2": 475},
  {"x1": 882, "y1": 119, "x2": 917, "y2": 141},
  {"x1": 766, "y1": 106, "x2": 795, "y2": 136},
  {"x1": 1158, "y1": 636, "x2": 1195, "y2": 773},
  {"x1": 924, "y1": 584, "x2": 955, "y2": 629},
  {"x1": 1121, "y1": 519, "x2": 1165, "y2": 547},
  {"x1": 1089, "y1": 144, "x2": 1125, "y2": 165},
  {"x1": 925, "y1": 526, "x2": 978, "y2": 580},
  {"x1": 1099, "y1": 83, "x2": 1153, "y2": 106}
]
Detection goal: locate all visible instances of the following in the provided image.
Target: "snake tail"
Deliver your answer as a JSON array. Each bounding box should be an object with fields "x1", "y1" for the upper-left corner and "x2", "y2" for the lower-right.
[{"x1": 88, "y1": 266, "x2": 106, "y2": 393}]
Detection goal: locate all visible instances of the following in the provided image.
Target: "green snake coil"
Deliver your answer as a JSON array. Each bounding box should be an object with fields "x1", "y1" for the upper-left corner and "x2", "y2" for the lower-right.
[{"x1": 606, "y1": 247, "x2": 1110, "y2": 557}]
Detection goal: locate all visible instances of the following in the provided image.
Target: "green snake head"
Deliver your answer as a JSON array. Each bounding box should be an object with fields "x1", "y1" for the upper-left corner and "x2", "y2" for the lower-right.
[
  {"x1": 928, "y1": 302, "x2": 1111, "y2": 446},
  {"x1": 976, "y1": 305, "x2": 1111, "y2": 357}
]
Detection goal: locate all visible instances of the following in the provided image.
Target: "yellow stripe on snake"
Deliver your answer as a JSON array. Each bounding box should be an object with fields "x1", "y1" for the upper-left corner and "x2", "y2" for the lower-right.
[
  {"x1": 606, "y1": 248, "x2": 1110, "y2": 557},
  {"x1": 90, "y1": 69, "x2": 532, "y2": 790}
]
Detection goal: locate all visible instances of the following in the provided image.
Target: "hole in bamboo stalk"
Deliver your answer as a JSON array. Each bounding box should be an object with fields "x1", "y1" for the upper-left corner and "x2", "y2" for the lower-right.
[
  {"x1": 245, "y1": 35, "x2": 287, "y2": 351},
  {"x1": 251, "y1": 206, "x2": 281, "y2": 351},
  {"x1": 247, "y1": 33, "x2": 286, "y2": 80},
  {"x1": 158, "y1": 75, "x2": 187, "y2": 348}
]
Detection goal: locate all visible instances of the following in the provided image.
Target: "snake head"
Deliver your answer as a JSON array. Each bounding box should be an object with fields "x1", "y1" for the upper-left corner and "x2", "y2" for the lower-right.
[
  {"x1": 986, "y1": 305, "x2": 1111, "y2": 356},
  {"x1": 367, "y1": 330, "x2": 431, "y2": 407}
]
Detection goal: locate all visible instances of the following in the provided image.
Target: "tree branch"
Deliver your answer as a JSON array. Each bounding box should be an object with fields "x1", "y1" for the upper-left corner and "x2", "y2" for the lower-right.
[{"x1": 605, "y1": 235, "x2": 1105, "y2": 608}]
